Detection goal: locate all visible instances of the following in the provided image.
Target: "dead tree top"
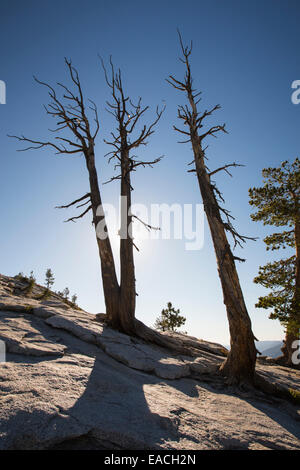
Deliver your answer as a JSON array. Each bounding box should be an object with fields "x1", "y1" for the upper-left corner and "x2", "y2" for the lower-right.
[
  {"x1": 100, "y1": 56, "x2": 165, "y2": 186},
  {"x1": 167, "y1": 31, "x2": 256, "y2": 251},
  {"x1": 8, "y1": 58, "x2": 100, "y2": 223}
]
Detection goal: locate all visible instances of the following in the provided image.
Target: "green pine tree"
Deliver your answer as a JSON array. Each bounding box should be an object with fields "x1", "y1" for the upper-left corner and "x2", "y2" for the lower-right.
[
  {"x1": 249, "y1": 158, "x2": 300, "y2": 366},
  {"x1": 45, "y1": 269, "x2": 55, "y2": 290},
  {"x1": 154, "y1": 302, "x2": 186, "y2": 332}
]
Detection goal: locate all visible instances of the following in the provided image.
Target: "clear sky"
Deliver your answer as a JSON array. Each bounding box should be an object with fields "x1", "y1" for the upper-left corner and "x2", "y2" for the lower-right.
[{"x1": 1, "y1": 0, "x2": 300, "y2": 345}]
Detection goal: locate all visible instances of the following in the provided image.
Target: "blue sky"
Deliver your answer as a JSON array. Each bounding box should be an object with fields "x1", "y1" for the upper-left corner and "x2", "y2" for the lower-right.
[{"x1": 1, "y1": 0, "x2": 300, "y2": 344}]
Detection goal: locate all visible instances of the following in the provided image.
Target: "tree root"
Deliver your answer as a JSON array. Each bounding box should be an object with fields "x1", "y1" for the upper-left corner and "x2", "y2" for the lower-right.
[
  {"x1": 134, "y1": 320, "x2": 229, "y2": 358},
  {"x1": 134, "y1": 319, "x2": 195, "y2": 356},
  {"x1": 216, "y1": 367, "x2": 300, "y2": 406},
  {"x1": 254, "y1": 372, "x2": 300, "y2": 405},
  {"x1": 97, "y1": 313, "x2": 213, "y2": 357},
  {"x1": 269, "y1": 355, "x2": 300, "y2": 370}
]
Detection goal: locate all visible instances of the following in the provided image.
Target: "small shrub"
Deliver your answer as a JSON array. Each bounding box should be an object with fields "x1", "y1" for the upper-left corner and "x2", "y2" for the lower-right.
[
  {"x1": 15, "y1": 272, "x2": 28, "y2": 282},
  {"x1": 35, "y1": 288, "x2": 51, "y2": 301},
  {"x1": 45, "y1": 269, "x2": 55, "y2": 290},
  {"x1": 24, "y1": 278, "x2": 35, "y2": 296},
  {"x1": 154, "y1": 302, "x2": 186, "y2": 332}
]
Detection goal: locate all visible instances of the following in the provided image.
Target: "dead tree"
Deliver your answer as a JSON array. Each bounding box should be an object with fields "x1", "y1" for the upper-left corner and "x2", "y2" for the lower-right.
[
  {"x1": 9, "y1": 59, "x2": 120, "y2": 329},
  {"x1": 167, "y1": 33, "x2": 258, "y2": 385},
  {"x1": 101, "y1": 57, "x2": 164, "y2": 335},
  {"x1": 10, "y1": 58, "x2": 194, "y2": 355}
]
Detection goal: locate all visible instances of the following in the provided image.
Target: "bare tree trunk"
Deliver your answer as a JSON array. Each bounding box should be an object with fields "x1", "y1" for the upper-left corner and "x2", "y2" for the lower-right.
[
  {"x1": 85, "y1": 148, "x2": 120, "y2": 328},
  {"x1": 101, "y1": 58, "x2": 164, "y2": 336},
  {"x1": 119, "y1": 148, "x2": 136, "y2": 334},
  {"x1": 12, "y1": 58, "x2": 193, "y2": 354},
  {"x1": 194, "y1": 146, "x2": 257, "y2": 384},
  {"x1": 168, "y1": 33, "x2": 257, "y2": 385},
  {"x1": 11, "y1": 60, "x2": 122, "y2": 330}
]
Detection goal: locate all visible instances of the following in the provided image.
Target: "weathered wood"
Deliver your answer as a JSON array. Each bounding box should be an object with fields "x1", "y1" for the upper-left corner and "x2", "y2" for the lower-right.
[
  {"x1": 11, "y1": 59, "x2": 121, "y2": 329},
  {"x1": 168, "y1": 32, "x2": 257, "y2": 385},
  {"x1": 102, "y1": 58, "x2": 163, "y2": 335},
  {"x1": 85, "y1": 148, "x2": 120, "y2": 328}
]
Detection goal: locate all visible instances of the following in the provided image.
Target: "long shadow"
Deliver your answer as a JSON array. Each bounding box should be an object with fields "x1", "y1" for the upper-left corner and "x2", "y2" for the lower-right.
[
  {"x1": 238, "y1": 376, "x2": 300, "y2": 447},
  {"x1": 57, "y1": 336, "x2": 300, "y2": 450},
  {"x1": 1, "y1": 312, "x2": 300, "y2": 449},
  {"x1": 245, "y1": 397, "x2": 300, "y2": 448},
  {"x1": 0, "y1": 313, "x2": 201, "y2": 449},
  {"x1": 61, "y1": 336, "x2": 203, "y2": 449}
]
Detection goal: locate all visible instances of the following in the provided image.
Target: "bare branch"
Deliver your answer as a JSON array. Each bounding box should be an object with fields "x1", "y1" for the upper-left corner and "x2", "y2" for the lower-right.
[
  {"x1": 103, "y1": 175, "x2": 122, "y2": 185},
  {"x1": 196, "y1": 104, "x2": 221, "y2": 128},
  {"x1": 132, "y1": 214, "x2": 160, "y2": 232},
  {"x1": 133, "y1": 241, "x2": 140, "y2": 252},
  {"x1": 223, "y1": 221, "x2": 258, "y2": 249},
  {"x1": 64, "y1": 205, "x2": 92, "y2": 223},
  {"x1": 200, "y1": 124, "x2": 227, "y2": 141},
  {"x1": 101, "y1": 57, "x2": 165, "y2": 183},
  {"x1": 173, "y1": 125, "x2": 190, "y2": 136},
  {"x1": 129, "y1": 105, "x2": 165, "y2": 150},
  {"x1": 209, "y1": 162, "x2": 244, "y2": 178},
  {"x1": 10, "y1": 59, "x2": 101, "y2": 163},
  {"x1": 7, "y1": 134, "x2": 82, "y2": 155},
  {"x1": 166, "y1": 75, "x2": 186, "y2": 91},
  {"x1": 55, "y1": 193, "x2": 91, "y2": 209},
  {"x1": 233, "y1": 255, "x2": 246, "y2": 263},
  {"x1": 131, "y1": 155, "x2": 164, "y2": 169}
]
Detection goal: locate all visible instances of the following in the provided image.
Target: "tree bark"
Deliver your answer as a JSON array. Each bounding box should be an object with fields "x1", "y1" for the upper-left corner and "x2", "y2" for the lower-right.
[
  {"x1": 280, "y1": 331, "x2": 299, "y2": 366},
  {"x1": 100, "y1": 61, "x2": 163, "y2": 336},
  {"x1": 193, "y1": 143, "x2": 257, "y2": 385},
  {"x1": 119, "y1": 147, "x2": 136, "y2": 334},
  {"x1": 167, "y1": 34, "x2": 257, "y2": 385},
  {"x1": 85, "y1": 147, "x2": 120, "y2": 328}
]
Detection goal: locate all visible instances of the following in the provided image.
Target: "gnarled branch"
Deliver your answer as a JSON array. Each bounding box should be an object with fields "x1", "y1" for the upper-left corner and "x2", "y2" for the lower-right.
[
  {"x1": 132, "y1": 214, "x2": 160, "y2": 232},
  {"x1": 64, "y1": 205, "x2": 92, "y2": 223},
  {"x1": 209, "y1": 163, "x2": 244, "y2": 178},
  {"x1": 55, "y1": 193, "x2": 91, "y2": 209}
]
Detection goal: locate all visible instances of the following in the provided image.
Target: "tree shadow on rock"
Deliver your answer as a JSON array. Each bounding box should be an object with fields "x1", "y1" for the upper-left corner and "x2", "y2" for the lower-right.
[{"x1": 63, "y1": 345, "x2": 202, "y2": 449}]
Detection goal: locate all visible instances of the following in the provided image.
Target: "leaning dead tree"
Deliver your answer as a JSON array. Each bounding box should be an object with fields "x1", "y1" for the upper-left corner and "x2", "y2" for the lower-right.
[
  {"x1": 9, "y1": 59, "x2": 120, "y2": 328},
  {"x1": 101, "y1": 57, "x2": 164, "y2": 335},
  {"x1": 167, "y1": 33, "x2": 258, "y2": 385}
]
